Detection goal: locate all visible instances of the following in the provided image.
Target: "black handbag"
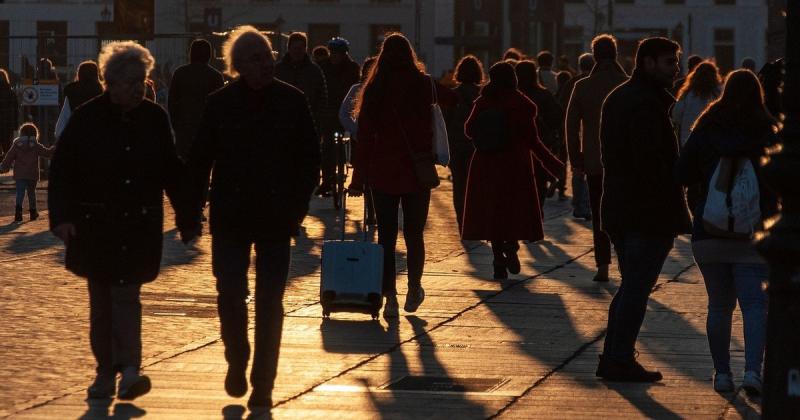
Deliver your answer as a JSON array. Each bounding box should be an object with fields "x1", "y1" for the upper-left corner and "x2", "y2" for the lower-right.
[{"x1": 394, "y1": 108, "x2": 440, "y2": 189}]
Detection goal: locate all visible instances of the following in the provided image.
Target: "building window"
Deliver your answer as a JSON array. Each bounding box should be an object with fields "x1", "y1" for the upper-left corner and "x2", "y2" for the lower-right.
[
  {"x1": 714, "y1": 28, "x2": 735, "y2": 73},
  {"x1": 0, "y1": 21, "x2": 8, "y2": 70},
  {"x1": 37, "y1": 21, "x2": 68, "y2": 68},
  {"x1": 308, "y1": 24, "x2": 340, "y2": 49},
  {"x1": 370, "y1": 24, "x2": 402, "y2": 54}
]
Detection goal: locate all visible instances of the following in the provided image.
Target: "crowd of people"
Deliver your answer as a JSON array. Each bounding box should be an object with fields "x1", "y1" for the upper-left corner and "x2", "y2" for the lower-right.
[{"x1": 0, "y1": 24, "x2": 784, "y2": 413}]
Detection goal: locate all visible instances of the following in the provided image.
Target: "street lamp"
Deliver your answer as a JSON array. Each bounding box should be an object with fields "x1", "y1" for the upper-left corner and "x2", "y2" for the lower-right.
[{"x1": 757, "y1": 1, "x2": 800, "y2": 417}]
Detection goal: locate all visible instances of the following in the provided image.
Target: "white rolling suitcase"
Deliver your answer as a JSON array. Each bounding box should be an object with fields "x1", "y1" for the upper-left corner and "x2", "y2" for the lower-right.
[{"x1": 320, "y1": 192, "x2": 383, "y2": 319}]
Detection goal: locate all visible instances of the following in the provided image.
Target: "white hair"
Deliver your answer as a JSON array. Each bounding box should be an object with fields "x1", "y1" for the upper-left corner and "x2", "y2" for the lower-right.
[
  {"x1": 98, "y1": 41, "x2": 155, "y2": 85},
  {"x1": 222, "y1": 25, "x2": 273, "y2": 78}
]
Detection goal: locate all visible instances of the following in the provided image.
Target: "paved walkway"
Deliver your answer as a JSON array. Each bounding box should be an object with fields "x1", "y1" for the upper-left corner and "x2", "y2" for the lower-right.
[{"x1": 0, "y1": 175, "x2": 761, "y2": 419}]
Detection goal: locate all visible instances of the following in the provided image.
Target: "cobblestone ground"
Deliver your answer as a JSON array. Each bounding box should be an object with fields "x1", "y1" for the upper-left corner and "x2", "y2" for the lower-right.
[{"x1": 0, "y1": 172, "x2": 762, "y2": 419}]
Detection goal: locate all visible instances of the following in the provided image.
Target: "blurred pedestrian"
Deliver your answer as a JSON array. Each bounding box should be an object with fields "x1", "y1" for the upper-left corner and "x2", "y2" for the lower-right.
[
  {"x1": 596, "y1": 37, "x2": 691, "y2": 382},
  {"x1": 312, "y1": 45, "x2": 330, "y2": 64},
  {"x1": 0, "y1": 123, "x2": 52, "y2": 221},
  {"x1": 185, "y1": 26, "x2": 320, "y2": 413},
  {"x1": 168, "y1": 39, "x2": 225, "y2": 161},
  {"x1": 676, "y1": 69, "x2": 778, "y2": 395},
  {"x1": 740, "y1": 57, "x2": 756, "y2": 73},
  {"x1": 503, "y1": 47, "x2": 524, "y2": 61},
  {"x1": 445, "y1": 55, "x2": 484, "y2": 231},
  {"x1": 672, "y1": 54, "x2": 702, "y2": 96},
  {"x1": 461, "y1": 61, "x2": 564, "y2": 280},
  {"x1": 557, "y1": 54, "x2": 576, "y2": 77},
  {"x1": 48, "y1": 41, "x2": 193, "y2": 401},
  {"x1": 0, "y1": 68, "x2": 18, "y2": 155},
  {"x1": 536, "y1": 51, "x2": 558, "y2": 93},
  {"x1": 348, "y1": 33, "x2": 445, "y2": 318},
  {"x1": 64, "y1": 61, "x2": 104, "y2": 111},
  {"x1": 672, "y1": 61, "x2": 722, "y2": 147},
  {"x1": 516, "y1": 60, "x2": 564, "y2": 207},
  {"x1": 318, "y1": 37, "x2": 360, "y2": 196},
  {"x1": 565, "y1": 34, "x2": 627, "y2": 283}
]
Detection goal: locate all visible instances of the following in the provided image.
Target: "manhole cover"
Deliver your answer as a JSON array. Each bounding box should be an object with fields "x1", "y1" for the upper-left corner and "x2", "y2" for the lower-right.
[{"x1": 382, "y1": 376, "x2": 506, "y2": 393}]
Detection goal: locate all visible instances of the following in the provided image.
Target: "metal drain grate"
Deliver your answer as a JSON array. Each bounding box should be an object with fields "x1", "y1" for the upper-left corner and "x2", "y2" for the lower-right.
[{"x1": 382, "y1": 376, "x2": 507, "y2": 393}]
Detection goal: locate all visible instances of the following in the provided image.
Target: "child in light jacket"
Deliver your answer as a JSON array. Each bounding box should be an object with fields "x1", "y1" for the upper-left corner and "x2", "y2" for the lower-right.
[{"x1": 0, "y1": 123, "x2": 54, "y2": 221}]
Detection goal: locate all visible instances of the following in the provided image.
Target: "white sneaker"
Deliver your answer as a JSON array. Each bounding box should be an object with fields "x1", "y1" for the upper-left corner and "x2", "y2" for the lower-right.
[
  {"x1": 742, "y1": 371, "x2": 762, "y2": 396},
  {"x1": 383, "y1": 296, "x2": 399, "y2": 318},
  {"x1": 713, "y1": 371, "x2": 735, "y2": 392}
]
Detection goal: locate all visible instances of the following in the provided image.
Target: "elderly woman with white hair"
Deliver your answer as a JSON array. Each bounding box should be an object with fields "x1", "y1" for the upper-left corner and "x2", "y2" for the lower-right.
[
  {"x1": 48, "y1": 41, "x2": 195, "y2": 400},
  {"x1": 185, "y1": 25, "x2": 320, "y2": 413}
]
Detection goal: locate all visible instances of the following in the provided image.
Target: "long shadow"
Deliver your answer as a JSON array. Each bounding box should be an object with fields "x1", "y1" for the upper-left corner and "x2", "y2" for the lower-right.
[
  {"x1": 4, "y1": 229, "x2": 58, "y2": 254},
  {"x1": 79, "y1": 399, "x2": 146, "y2": 419},
  {"x1": 159, "y1": 228, "x2": 202, "y2": 267},
  {"x1": 0, "y1": 221, "x2": 23, "y2": 235},
  {"x1": 364, "y1": 316, "x2": 488, "y2": 419}
]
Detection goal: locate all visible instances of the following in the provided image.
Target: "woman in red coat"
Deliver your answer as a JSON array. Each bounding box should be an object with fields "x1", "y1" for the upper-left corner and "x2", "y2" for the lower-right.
[{"x1": 461, "y1": 61, "x2": 564, "y2": 279}]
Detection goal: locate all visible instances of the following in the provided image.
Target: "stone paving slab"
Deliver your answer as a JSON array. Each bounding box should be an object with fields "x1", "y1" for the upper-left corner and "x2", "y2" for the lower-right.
[{"x1": 1, "y1": 176, "x2": 763, "y2": 419}]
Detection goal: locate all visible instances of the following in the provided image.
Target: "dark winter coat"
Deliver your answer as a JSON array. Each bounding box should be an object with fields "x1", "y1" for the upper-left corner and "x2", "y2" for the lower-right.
[
  {"x1": 445, "y1": 83, "x2": 480, "y2": 155},
  {"x1": 48, "y1": 93, "x2": 190, "y2": 284},
  {"x1": 0, "y1": 84, "x2": 19, "y2": 154},
  {"x1": 318, "y1": 56, "x2": 360, "y2": 137},
  {"x1": 461, "y1": 90, "x2": 564, "y2": 241},
  {"x1": 675, "y1": 122, "x2": 779, "y2": 241},
  {"x1": 63, "y1": 80, "x2": 103, "y2": 111},
  {"x1": 187, "y1": 79, "x2": 321, "y2": 239},
  {"x1": 275, "y1": 54, "x2": 328, "y2": 125},
  {"x1": 566, "y1": 60, "x2": 628, "y2": 176},
  {"x1": 520, "y1": 85, "x2": 563, "y2": 151},
  {"x1": 351, "y1": 72, "x2": 443, "y2": 195},
  {"x1": 599, "y1": 71, "x2": 692, "y2": 238},
  {"x1": 556, "y1": 71, "x2": 588, "y2": 109},
  {"x1": 167, "y1": 62, "x2": 225, "y2": 159}
]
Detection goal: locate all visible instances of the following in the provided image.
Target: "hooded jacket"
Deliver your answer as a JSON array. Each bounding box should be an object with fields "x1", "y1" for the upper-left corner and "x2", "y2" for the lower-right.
[{"x1": 0, "y1": 136, "x2": 53, "y2": 181}]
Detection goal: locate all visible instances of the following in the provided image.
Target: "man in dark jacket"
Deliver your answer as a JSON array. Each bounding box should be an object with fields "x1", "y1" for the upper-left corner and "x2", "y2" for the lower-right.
[
  {"x1": 185, "y1": 26, "x2": 320, "y2": 413},
  {"x1": 168, "y1": 39, "x2": 225, "y2": 161},
  {"x1": 596, "y1": 37, "x2": 691, "y2": 382},
  {"x1": 565, "y1": 35, "x2": 628, "y2": 283},
  {"x1": 558, "y1": 53, "x2": 593, "y2": 220},
  {"x1": 49, "y1": 41, "x2": 194, "y2": 401},
  {"x1": 317, "y1": 37, "x2": 360, "y2": 195},
  {"x1": 275, "y1": 32, "x2": 327, "y2": 128}
]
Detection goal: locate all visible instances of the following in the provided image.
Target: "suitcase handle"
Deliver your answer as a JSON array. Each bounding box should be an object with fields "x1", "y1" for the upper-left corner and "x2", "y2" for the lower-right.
[{"x1": 341, "y1": 188, "x2": 374, "y2": 242}]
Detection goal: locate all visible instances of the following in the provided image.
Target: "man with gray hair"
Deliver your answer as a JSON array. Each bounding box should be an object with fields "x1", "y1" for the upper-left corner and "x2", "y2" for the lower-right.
[
  {"x1": 184, "y1": 25, "x2": 320, "y2": 413},
  {"x1": 49, "y1": 41, "x2": 194, "y2": 400}
]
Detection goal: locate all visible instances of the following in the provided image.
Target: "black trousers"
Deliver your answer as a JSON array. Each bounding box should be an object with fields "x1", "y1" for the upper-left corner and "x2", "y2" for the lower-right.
[
  {"x1": 490, "y1": 240, "x2": 519, "y2": 267},
  {"x1": 372, "y1": 190, "x2": 431, "y2": 296},
  {"x1": 212, "y1": 233, "x2": 291, "y2": 391},
  {"x1": 588, "y1": 174, "x2": 612, "y2": 267},
  {"x1": 449, "y1": 147, "x2": 473, "y2": 231},
  {"x1": 88, "y1": 279, "x2": 143, "y2": 375}
]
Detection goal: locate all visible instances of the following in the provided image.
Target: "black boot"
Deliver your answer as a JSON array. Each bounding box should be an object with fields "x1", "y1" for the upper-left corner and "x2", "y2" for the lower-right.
[
  {"x1": 503, "y1": 242, "x2": 521, "y2": 275},
  {"x1": 29, "y1": 209, "x2": 39, "y2": 221},
  {"x1": 14, "y1": 206, "x2": 22, "y2": 222}
]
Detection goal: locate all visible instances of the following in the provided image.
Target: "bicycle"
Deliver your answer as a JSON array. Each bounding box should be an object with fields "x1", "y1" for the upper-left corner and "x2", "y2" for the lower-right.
[{"x1": 331, "y1": 131, "x2": 351, "y2": 210}]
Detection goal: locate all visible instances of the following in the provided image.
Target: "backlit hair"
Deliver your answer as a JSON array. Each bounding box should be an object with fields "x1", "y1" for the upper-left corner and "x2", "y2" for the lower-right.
[
  {"x1": 222, "y1": 25, "x2": 273, "y2": 78},
  {"x1": 98, "y1": 41, "x2": 154, "y2": 85}
]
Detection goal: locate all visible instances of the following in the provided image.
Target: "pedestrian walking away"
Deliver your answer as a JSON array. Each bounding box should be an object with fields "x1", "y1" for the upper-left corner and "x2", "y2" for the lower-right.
[
  {"x1": 348, "y1": 33, "x2": 444, "y2": 319},
  {"x1": 595, "y1": 37, "x2": 691, "y2": 383},
  {"x1": 515, "y1": 59, "x2": 564, "y2": 211},
  {"x1": 185, "y1": 26, "x2": 321, "y2": 414},
  {"x1": 676, "y1": 69, "x2": 779, "y2": 396},
  {"x1": 47, "y1": 41, "x2": 195, "y2": 401},
  {"x1": 168, "y1": 39, "x2": 225, "y2": 162},
  {"x1": 536, "y1": 51, "x2": 558, "y2": 94},
  {"x1": 444, "y1": 54, "x2": 483, "y2": 231},
  {"x1": 565, "y1": 34, "x2": 628, "y2": 283},
  {"x1": 461, "y1": 61, "x2": 564, "y2": 280},
  {"x1": 0, "y1": 123, "x2": 53, "y2": 221},
  {"x1": 0, "y1": 68, "x2": 18, "y2": 156}
]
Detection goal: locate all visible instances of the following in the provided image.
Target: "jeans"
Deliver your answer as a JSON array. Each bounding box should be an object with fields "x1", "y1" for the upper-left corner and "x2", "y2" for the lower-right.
[
  {"x1": 212, "y1": 233, "x2": 291, "y2": 391},
  {"x1": 372, "y1": 190, "x2": 430, "y2": 296},
  {"x1": 603, "y1": 233, "x2": 674, "y2": 362},
  {"x1": 87, "y1": 279, "x2": 143, "y2": 375},
  {"x1": 15, "y1": 179, "x2": 37, "y2": 210},
  {"x1": 571, "y1": 171, "x2": 590, "y2": 217},
  {"x1": 588, "y1": 175, "x2": 611, "y2": 267},
  {"x1": 697, "y1": 262, "x2": 767, "y2": 374}
]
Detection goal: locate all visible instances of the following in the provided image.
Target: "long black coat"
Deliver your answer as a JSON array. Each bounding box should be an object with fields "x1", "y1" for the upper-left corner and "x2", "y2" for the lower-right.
[
  {"x1": 167, "y1": 62, "x2": 225, "y2": 159},
  {"x1": 599, "y1": 72, "x2": 691, "y2": 238},
  {"x1": 63, "y1": 80, "x2": 103, "y2": 111},
  {"x1": 0, "y1": 84, "x2": 19, "y2": 154},
  {"x1": 48, "y1": 93, "x2": 189, "y2": 284},
  {"x1": 187, "y1": 79, "x2": 321, "y2": 239}
]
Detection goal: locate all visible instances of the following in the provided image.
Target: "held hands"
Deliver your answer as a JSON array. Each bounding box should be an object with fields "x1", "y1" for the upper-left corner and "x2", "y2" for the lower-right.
[{"x1": 52, "y1": 223, "x2": 77, "y2": 245}]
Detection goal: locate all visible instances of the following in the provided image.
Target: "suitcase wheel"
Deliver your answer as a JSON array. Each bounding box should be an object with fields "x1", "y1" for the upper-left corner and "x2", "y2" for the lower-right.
[{"x1": 322, "y1": 310, "x2": 331, "y2": 318}]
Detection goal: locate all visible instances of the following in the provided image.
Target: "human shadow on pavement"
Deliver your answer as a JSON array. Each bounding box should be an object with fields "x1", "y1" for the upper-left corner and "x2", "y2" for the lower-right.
[
  {"x1": 4, "y1": 229, "x2": 58, "y2": 254},
  {"x1": 602, "y1": 382, "x2": 682, "y2": 420},
  {"x1": 0, "y1": 222, "x2": 22, "y2": 235},
  {"x1": 320, "y1": 318, "x2": 391, "y2": 354},
  {"x1": 79, "y1": 399, "x2": 146, "y2": 419},
  {"x1": 364, "y1": 316, "x2": 488, "y2": 419},
  {"x1": 223, "y1": 403, "x2": 272, "y2": 420},
  {"x1": 159, "y1": 228, "x2": 202, "y2": 267}
]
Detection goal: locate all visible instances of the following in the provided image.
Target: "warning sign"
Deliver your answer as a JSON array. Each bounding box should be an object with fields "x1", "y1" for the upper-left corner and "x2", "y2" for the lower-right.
[{"x1": 21, "y1": 80, "x2": 59, "y2": 106}]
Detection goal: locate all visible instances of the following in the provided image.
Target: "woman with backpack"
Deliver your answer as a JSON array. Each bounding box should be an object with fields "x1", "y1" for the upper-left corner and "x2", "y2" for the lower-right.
[
  {"x1": 676, "y1": 69, "x2": 779, "y2": 396},
  {"x1": 461, "y1": 61, "x2": 564, "y2": 280},
  {"x1": 348, "y1": 33, "x2": 450, "y2": 318},
  {"x1": 446, "y1": 55, "x2": 484, "y2": 231}
]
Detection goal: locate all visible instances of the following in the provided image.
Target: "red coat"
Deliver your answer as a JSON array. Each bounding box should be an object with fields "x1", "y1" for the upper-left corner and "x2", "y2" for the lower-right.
[
  {"x1": 461, "y1": 90, "x2": 564, "y2": 241},
  {"x1": 351, "y1": 72, "x2": 456, "y2": 195}
]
